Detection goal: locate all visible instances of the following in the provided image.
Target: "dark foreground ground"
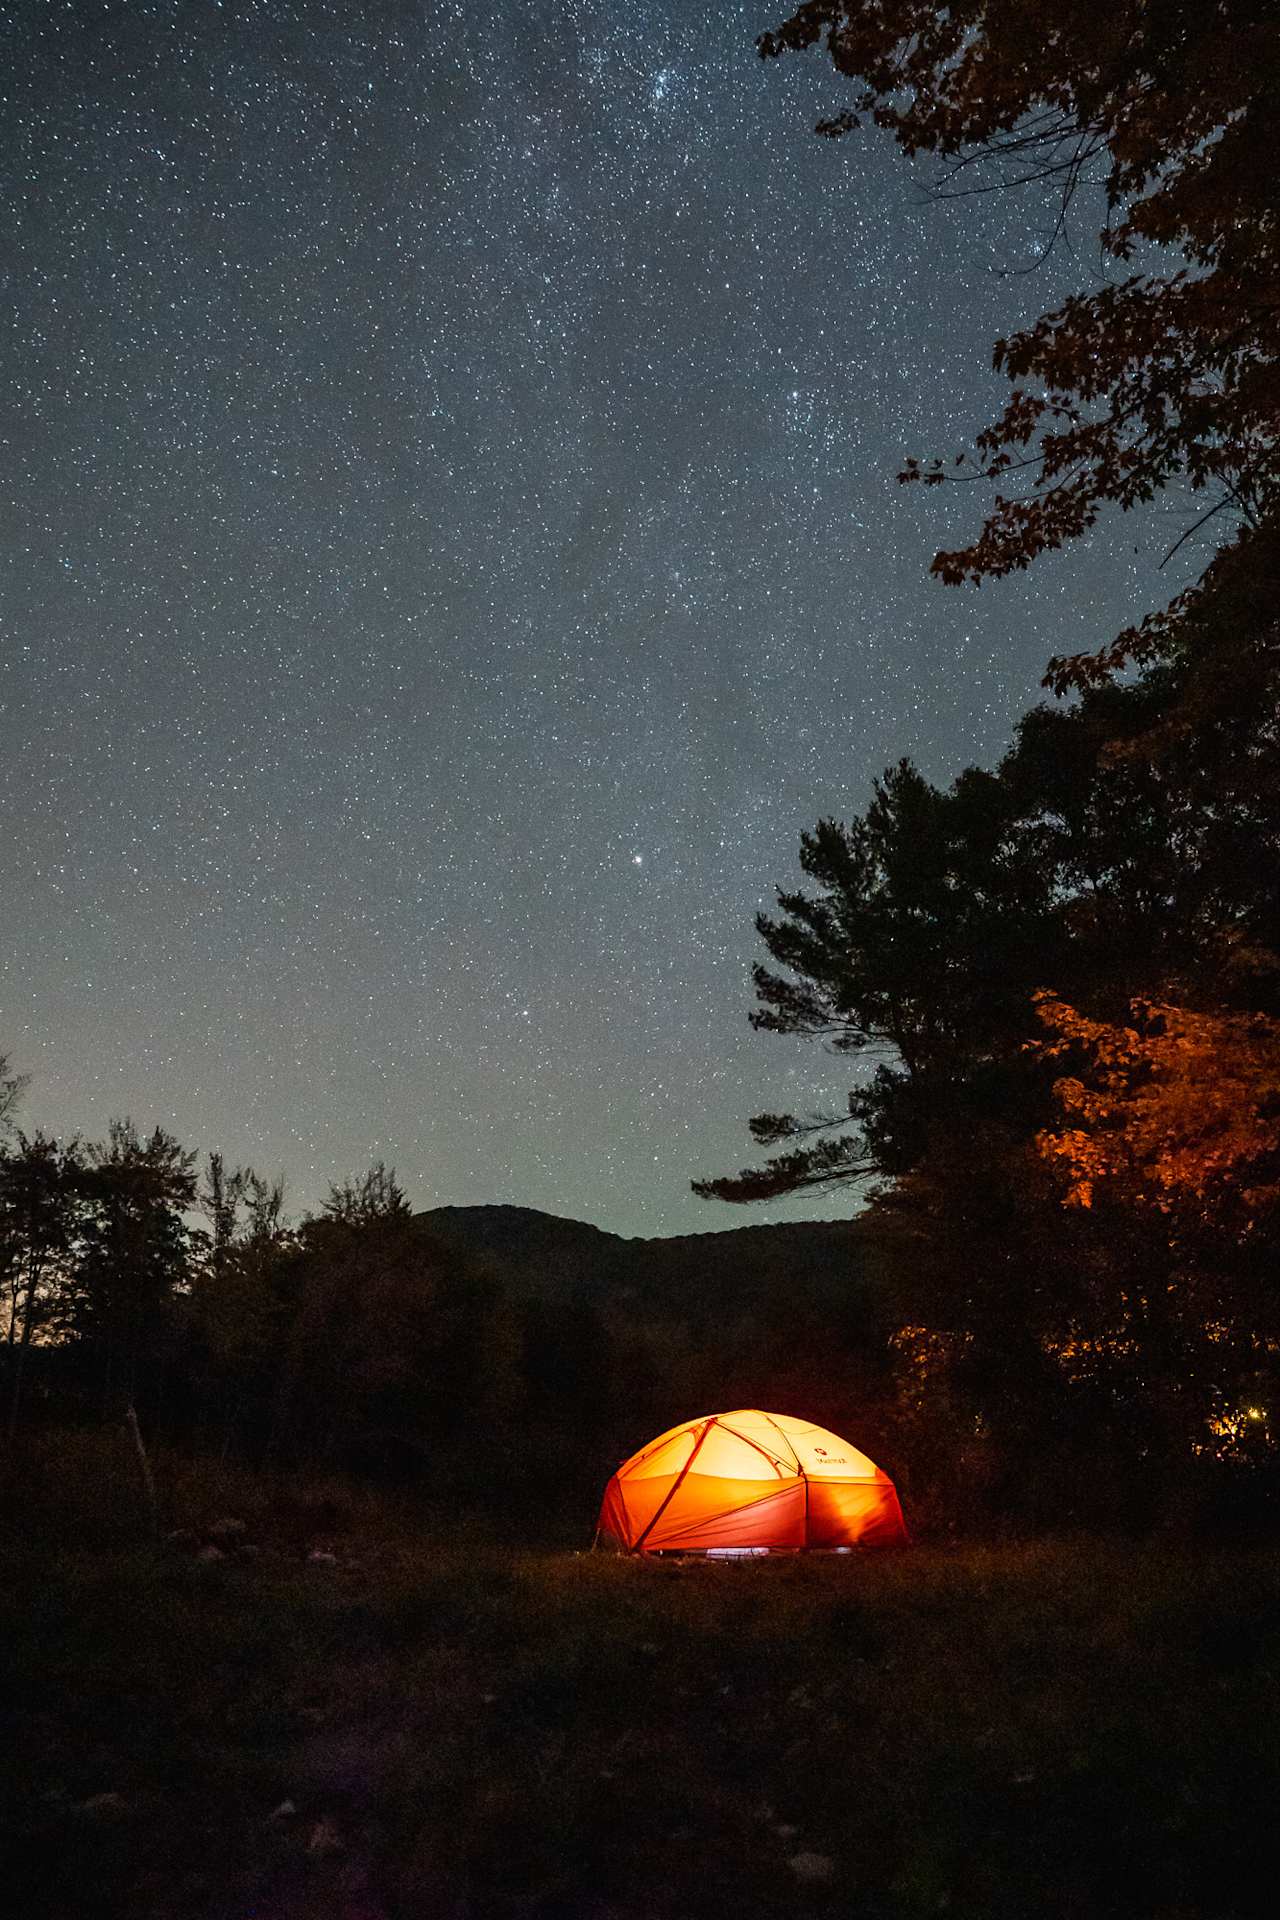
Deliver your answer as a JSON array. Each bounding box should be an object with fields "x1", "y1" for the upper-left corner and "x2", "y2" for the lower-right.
[{"x1": 4, "y1": 1434, "x2": 1280, "y2": 1920}]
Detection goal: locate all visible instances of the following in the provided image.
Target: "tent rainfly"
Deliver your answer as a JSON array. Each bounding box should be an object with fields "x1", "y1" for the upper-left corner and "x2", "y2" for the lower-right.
[{"x1": 596, "y1": 1408, "x2": 908, "y2": 1554}]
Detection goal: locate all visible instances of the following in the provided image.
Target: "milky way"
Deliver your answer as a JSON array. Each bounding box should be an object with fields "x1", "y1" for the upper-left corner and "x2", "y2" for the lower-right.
[{"x1": 2, "y1": 1, "x2": 1191, "y2": 1233}]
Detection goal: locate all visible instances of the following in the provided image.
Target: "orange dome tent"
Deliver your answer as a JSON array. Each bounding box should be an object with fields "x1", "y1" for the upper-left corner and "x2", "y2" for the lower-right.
[{"x1": 596, "y1": 1409, "x2": 907, "y2": 1554}]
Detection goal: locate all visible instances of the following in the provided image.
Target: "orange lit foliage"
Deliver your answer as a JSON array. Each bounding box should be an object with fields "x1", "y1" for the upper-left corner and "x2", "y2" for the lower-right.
[
  {"x1": 1031, "y1": 993, "x2": 1280, "y2": 1467},
  {"x1": 1032, "y1": 992, "x2": 1280, "y2": 1235}
]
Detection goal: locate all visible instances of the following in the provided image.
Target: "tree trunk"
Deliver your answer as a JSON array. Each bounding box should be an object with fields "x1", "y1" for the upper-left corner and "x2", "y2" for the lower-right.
[
  {"x1": 125, "y1": 1404, "x2": 160, "y2": 1541},
  {"x1": 6, "y1": 1253, "x2": 39, "y2": 1443}
]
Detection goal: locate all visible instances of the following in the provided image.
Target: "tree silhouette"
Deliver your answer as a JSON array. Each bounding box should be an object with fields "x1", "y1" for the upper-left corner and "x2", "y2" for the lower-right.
[
  {"x1": 694, "y1": 686, "x2": 1204, "y2": 1205},
  {"x1": 323, "y1": 1160, "x2": 410, "y2": 1226},
  {"x1": 1, "y1": 1133, "x2": 82, "y2": 1440},
  {"x1": 0, "y1": 1052, "x2": 28, "y2": 1143},
  {"x1": 70, "y1": 1120, "x2": 198, "y2": 1418}
]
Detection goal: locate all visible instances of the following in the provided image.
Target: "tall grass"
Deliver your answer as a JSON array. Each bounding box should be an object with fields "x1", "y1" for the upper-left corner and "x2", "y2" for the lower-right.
[{"x1": 3, "y1": 1433, "x2": 1279, "y2": 1918}]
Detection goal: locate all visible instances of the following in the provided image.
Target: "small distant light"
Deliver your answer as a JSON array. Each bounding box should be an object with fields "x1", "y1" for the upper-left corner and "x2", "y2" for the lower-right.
[{"x1": 632, "y1": 853, "x2": 643, "y2": 865}]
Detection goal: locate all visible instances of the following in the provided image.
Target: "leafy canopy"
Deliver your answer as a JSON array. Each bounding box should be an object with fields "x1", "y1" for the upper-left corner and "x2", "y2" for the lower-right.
[
  {"x1": 761, "y1": 1, "x2": 1280, "y2": 594},
  {"x1": 1032, "y1": 992, "x2": 1280, "y2": 1230}
]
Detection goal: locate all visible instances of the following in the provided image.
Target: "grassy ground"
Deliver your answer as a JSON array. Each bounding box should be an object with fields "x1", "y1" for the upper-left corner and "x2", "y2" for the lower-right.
[{"x1": 4, "y1": 1433, "x2": 1280, "y2": 1918}]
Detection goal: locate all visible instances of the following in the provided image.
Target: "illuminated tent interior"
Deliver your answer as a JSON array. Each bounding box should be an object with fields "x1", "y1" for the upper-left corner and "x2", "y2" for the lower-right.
[{"x1": 596, "y1": 1409, "x2": 908, "y2": 1554}]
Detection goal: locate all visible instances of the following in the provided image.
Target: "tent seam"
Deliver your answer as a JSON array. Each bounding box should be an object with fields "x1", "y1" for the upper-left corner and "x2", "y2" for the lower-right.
[{"x1": 632, "y1": 1416, "x2": 717, "y2": 1553}]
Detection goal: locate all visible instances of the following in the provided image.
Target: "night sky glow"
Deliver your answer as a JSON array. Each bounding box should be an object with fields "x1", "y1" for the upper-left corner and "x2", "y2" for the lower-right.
[{"x1": 3, "y1": 1, "x2": 1190, "y2": 1234}]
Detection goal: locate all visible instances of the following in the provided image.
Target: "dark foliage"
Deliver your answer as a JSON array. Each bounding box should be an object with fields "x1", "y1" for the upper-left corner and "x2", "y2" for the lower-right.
[
  {"x1": 698, "y1": 541, "x2": 1280, "y2": 1516},
  {"x1": 761, "y1": 0, "x2": 1280, "y2": 597}
]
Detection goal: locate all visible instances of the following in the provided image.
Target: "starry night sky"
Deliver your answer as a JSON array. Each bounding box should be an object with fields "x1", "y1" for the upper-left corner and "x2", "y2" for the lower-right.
[{"x1": 3, "y1": 0, "x2": 1191, "y2": 1235}]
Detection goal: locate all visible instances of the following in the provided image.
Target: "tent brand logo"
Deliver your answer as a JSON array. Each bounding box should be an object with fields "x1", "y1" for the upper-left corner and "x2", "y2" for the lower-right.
[{"x1": 814, "y1": 1447, "x2": 828, "y2": 1455}]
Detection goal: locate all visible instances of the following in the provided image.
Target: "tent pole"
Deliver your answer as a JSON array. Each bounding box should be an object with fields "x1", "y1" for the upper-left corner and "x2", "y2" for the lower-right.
[
  {"x1": 758, "y1": 1410, "x2": 807, "y2": 1549},
  {"x1": 632, "y1": 1417, "x2": 717, "y2": 1554}
]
